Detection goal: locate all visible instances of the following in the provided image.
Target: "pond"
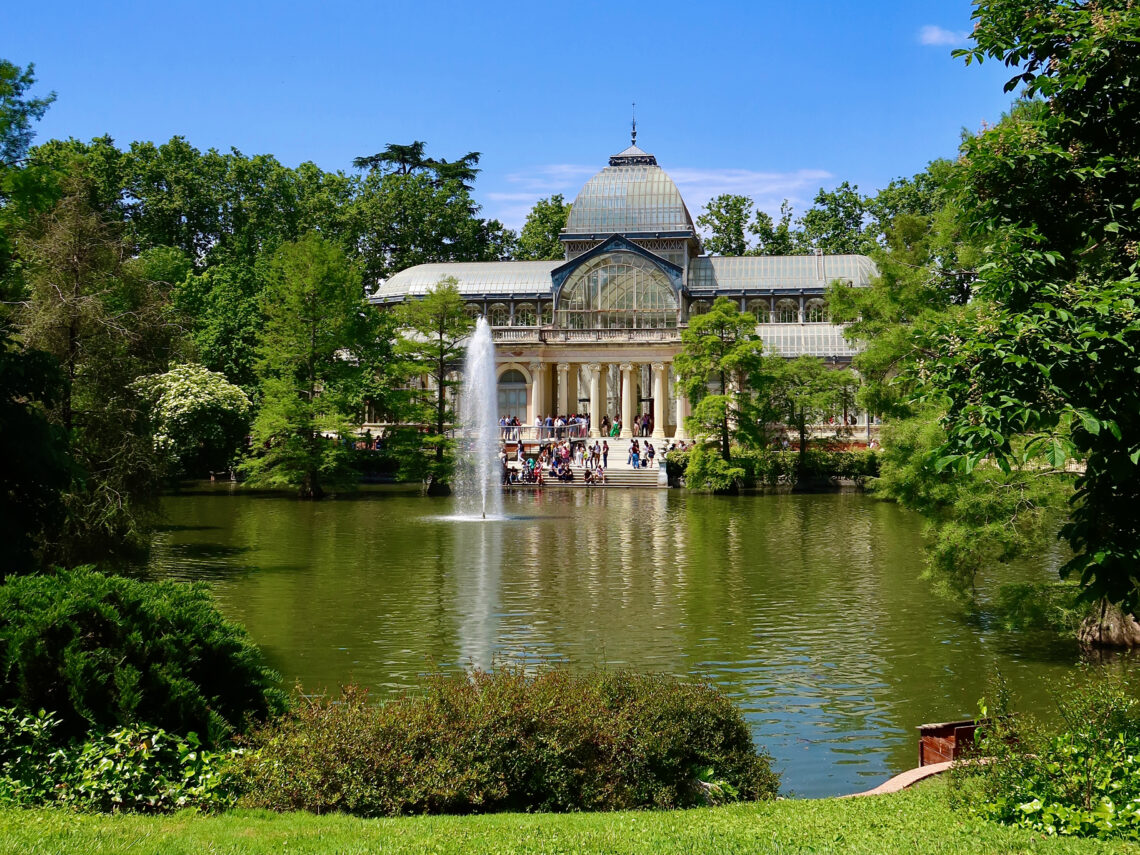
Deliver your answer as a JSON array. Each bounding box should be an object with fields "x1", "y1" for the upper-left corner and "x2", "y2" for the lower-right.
[{"x1": 149, "y1": 484, "x2": 1098, "y2": 797}]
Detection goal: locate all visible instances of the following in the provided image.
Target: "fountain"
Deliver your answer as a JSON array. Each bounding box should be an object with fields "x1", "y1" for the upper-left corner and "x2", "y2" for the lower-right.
[{"x1": 454, "y1": 317, "x2": 504, "y2": 520}]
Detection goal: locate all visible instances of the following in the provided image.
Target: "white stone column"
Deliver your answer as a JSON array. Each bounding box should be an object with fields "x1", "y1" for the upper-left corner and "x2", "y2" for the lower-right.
[
  {"x1": 529, "y1": 361, "x2": 543, "y2": 427},
  {"x1": 675, "y1": 389, "x2": 691, "y2": 440},
  {"x1": 652, "y1": 362, "x2": 668, "y2": 438},
  {"x1": 619, "y1": 363, "x2": 635, "y2": 438},
  {"x1": 587, "y1": 362, "x2": 603, "y2": 437},
  {"x1": 556, "y1": 363, "x2": 570, "y2": 415}
]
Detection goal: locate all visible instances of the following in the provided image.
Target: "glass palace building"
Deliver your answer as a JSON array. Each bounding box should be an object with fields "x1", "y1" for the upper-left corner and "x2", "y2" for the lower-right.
[{"x1": 370, "y1": 142, "x2": 876, "y2": 439}]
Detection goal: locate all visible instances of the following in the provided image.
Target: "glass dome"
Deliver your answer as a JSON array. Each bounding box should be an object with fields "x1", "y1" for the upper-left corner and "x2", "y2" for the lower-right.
[{"x1": 563, "y1": 146, "x2": 695, "y2": 235}]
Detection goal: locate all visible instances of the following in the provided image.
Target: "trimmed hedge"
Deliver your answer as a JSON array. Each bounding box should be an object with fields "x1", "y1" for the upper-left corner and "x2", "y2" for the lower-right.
[
  {"x1": 233, "y1": 668, "x2": 779, "y2": 816},
  {"x1": 0, "y1": 569, "x2": 286, "y2": 746},
  {"x1": 667, "y1": 448, "x2": 879, "y2": 488}
]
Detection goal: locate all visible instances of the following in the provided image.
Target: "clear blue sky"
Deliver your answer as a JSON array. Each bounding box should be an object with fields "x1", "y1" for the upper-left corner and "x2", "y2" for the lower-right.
[{"x1": 8, "y1": 0, "x2": 1016, "y2": 230}]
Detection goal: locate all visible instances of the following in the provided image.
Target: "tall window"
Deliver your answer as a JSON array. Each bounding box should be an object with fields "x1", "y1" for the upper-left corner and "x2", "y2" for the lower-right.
[
  {"x1": 805, "y1": 298, "x2": 828, "y2": 323},
  {"x1": 463, "y1": 303, "x2": 482, "y2": 321},
  {"x1": 487, "y1": 303, "x2": 510, "y2": 327},
  {"x1": 497, "y1": 369, "x2": 527, "y2": 419},
  {"x1": 514, "y1": 303, "x2": 536, "y2": 326},
  {"x1": 556, "y1": 252, "x2": 678, "y2": 329},
  {"x1": 746, "y1": 299, "x2": 769, "y2": 323},
  {"x1": 689, "y1": 300, "x2": 710, "y2": 317},
  {"x1": 775, "y1": 298, "x2": 800, "y2": 323}
]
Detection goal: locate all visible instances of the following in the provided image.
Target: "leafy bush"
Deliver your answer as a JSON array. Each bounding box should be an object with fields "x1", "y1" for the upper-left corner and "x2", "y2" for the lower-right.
[
  {"x1": 668, "y1": 448, "x2": 878, "y2": 488},
  {"x1": 0, "y1": 706, "x2": 239, "y2": 812},
  {"x1": 234, "y1": 667, "x2": 779, "y2": 816},
  {"x1": 134, "y1": 363, "x2": 252, "y2": 477},
  {"x1": 0, "y1": 568, "x2": 287, "y2": 746},
  {"x1": 682, "y1": 445, "x2": 748, "y2": 492},
  {"x1": 952, "y1": 671, "x2": 1140, "y2": 840}
]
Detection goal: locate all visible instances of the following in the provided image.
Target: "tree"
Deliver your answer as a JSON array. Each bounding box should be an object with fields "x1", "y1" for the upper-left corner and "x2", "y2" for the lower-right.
[
  {"x1": 696, "y1": 194, "x2": 755, "y2": 256},
  {"x1": 766, "y1": 357, "x2": 853, "y2": 483},
  {"x1": 134, "y1": 363, "x2": 252, "y2": 478},
  {"x1": 516, "y1": 194, "x2": 570, "y2": 261},
  {"x1": 17, "y1": 170, "x2": 177, "y2": 565},
  {"x1": 394, "y1": 279, "x2": 474, "y2": 494},
  {"x1": 751, "y1": 200, "x2": 802, "y2": 256},
  {"x1": 929, "y1": 0, "x2": 1140, "y2": 622},
  {"x1": 674, "y1": 297, "x2": 769, "y2": 461},
  {"x1": 242, "y1": 233, "x2": 370, "y2": 499},
  {"x1": 798, "y1": 181, "x2": 872, "y2": 254},
  {"x1": 0, "y1": 333, "x2": 71, "y2": 575}
]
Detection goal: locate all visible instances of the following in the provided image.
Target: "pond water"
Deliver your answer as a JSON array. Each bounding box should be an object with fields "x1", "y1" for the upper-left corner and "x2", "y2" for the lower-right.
[{"x1": 149, "y1": 484, "x2": 1100, "y2": 797}]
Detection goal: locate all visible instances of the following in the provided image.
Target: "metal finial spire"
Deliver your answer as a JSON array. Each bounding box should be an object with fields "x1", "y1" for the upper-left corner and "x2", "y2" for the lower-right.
[{"x1": 631, "y1": 102, "x2": 637, "y2": 146}]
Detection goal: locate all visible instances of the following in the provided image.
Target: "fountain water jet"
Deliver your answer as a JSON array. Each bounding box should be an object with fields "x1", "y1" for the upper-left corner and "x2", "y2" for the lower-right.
[{"x1": 455, "y1": 318, "x2": 504, "y2": 520}]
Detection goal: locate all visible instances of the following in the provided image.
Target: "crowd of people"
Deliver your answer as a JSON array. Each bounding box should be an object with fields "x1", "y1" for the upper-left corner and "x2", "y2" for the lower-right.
[{"x1": 496, "y1": 414, "x2": 699, "y2": 487}]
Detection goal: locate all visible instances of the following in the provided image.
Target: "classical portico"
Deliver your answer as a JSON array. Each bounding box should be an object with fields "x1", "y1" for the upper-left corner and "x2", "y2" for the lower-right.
[{"x1": 370, "y1": 138, "x2": 877, "y2": 440}]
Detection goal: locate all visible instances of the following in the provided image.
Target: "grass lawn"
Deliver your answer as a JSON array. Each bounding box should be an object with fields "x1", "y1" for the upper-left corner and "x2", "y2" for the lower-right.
[{"x1": 3, "y1": 781, "x2": 1137, "y2": 855}]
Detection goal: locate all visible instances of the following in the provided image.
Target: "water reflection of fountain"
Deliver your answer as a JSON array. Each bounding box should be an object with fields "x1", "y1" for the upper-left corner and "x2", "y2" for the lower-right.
[
  {"x1": 454, "y1": 519, "x2": 502, "y2": 670},
  {"x1": 454, "y1": 318, "x2": 504, "y2": 521}
]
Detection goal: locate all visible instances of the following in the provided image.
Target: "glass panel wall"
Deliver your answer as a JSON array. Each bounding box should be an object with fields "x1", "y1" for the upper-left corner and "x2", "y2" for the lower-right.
[{"x1": 556, "y1": 252, "x2": 678, "y2": 329}]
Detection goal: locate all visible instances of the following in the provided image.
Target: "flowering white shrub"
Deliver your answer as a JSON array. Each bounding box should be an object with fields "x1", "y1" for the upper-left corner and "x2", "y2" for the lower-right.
[{"x1": 134, "y1": 364, "x2": 252, "y2": 476}]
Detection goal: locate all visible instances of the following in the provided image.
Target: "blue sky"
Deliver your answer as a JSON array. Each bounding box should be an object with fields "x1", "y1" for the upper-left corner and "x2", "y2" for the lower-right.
[{"x1": 8, "y1": 1, "x2": 1017, "y2": 231}]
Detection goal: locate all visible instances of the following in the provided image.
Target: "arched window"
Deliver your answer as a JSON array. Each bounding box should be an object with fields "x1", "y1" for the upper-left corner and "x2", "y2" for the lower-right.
[
  {"x1": 689, "y1": 300, "x2": 710, "y2": 317},
  {"x1": 805, "y1": 298, "x2": 828, "y2": 323},
  {"x1": 513, "y1": 303, "x2": 536, "y2": 326},
  {"x1": 539, "y1": 302, "x2": 553, "y2": 326},
  {"x1": 497, "y1": 369, "x2": 528, "y2": 420},
  {"x1": 775, "y1": 298, "x2": 800, "y2": 323},
  {"x1": 463, "y1": 303, "x2": 482, "y2": 321},
  {"x1": 556, "y1": 251, "x2": 678, "y2": 329},
  {"x1": 487, "y1": 303, "x2": 510, "y2": 327},
  {"x1": 746, "y1": 299, "x2": 769, "y2": 323}
]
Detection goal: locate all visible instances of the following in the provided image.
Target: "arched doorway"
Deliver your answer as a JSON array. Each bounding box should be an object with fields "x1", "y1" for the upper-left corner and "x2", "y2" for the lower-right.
[{"x1": 497, "y1": 368, "x2": 528, "y2": 421}]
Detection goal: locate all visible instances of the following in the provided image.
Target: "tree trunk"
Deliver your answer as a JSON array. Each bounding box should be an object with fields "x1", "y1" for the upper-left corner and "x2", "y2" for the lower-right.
[{"x1": 1078, "y1": 599, "x2": 1140, "y2": 648}]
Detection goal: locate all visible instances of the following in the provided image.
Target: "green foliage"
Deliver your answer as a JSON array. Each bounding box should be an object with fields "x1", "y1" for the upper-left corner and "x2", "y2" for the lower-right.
[
  {"x1": 873, "y1": 410, "x2": 1072, "y2": 598},
  {"x1": 515, "y1": 194, "x2": 570, "y2": 261},
  {"x1": 797, "y1": 181, "x2": 873, "y2": 255},
  {"x1": 0, "y1": 568, "x2": 286, "y2": 746},
  {"x1": 394, "y1": 279, "x2": 475, "y2": 490},
  {"x1": 682, "y1": 444, "x2": 748, "y2": 493},
  {"x1": 234, "y1": 668, "x2": 779, "y2": 816},
  {"x1": 134, "y1": 363, "x2": 251, "y2": 477},
  {"x1": 0, "y1": 335, "x2": 71, "y2": 576},
  {"x1": 766, "y1": 357, "x2": 856, "y2": 480},
  {"x1": 930, "y1": 1, "x2": 1140, "y2": 613},
  {"x1": 696, "y1": 194, "x2": 756, "y2": 257},
  {"x1": 0, "y1": 707, "x2": 239, "y2": 813},
  {"x1": 241, "y1": 234, "x2": 371, "y2": 499},
  {"x1": 17, "y1": 170, "x2": 176, "y2": 566},
  {"x1": 173, "y1": 263, "x2": 265, "y2": 393},
  {"x1": 953, "y1": 670, "x2": 1140, "y2": 840},
  {"x1": 674, "y1": 297, "x2": 771, "y2": 460},
  {"x1": 668, "y1": 448, "x2": 879, "y2": 490}
]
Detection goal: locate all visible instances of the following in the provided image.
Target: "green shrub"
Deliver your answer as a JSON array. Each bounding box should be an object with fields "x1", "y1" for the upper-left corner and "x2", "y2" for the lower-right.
[
  {"x1": 682, "y1": 446, "x2": 748, "y2": 492},
  {"x1": 0, "y1": 568, "x2": 287, "y2": 746},
  {"x1": 669, "y1": 448, "x2": 879, "y2": 488},
  {"x1": 952, "y1": 671, "x2": 1140, "y2": 840},
  {"x1": 0, "y1": 706, "x2": 239, "y2": 812},
  {"x1": 233, "y1": 668, "x2": 779, "y2": 816}
]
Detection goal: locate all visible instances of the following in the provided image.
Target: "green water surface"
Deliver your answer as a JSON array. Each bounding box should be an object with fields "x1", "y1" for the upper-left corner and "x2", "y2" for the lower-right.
[{"x1": 148, "y1": 485, "x2": 1108, "y2": 797}]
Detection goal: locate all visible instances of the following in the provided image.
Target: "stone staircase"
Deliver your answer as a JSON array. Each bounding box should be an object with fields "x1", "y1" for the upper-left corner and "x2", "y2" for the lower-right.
[{"x1": 503, "y1": 435, "x2": 673, "y2": 489}]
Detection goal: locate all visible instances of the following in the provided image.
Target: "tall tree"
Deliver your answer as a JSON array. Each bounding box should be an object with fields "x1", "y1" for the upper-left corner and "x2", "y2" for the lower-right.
[
  {"x1": 242, "y1": 233, "x2": 370, "y2": 499},
  {"x1": 394, "y1": 279, "x2": 474, "y2": 495},
  {"x1": 17, "y1": 169, "x2": 177, "y2": 564},
  {"x1": 931, "y1": 0, "x2": 1140, "y2": 622},
  {"x1": 766, "y1": 357, "x2": 853, "y2": 482},
  {"x1": 674, "y1": 297, "x2": 769, "y2": 461},
  {"x1": 696, "y1": 194, "x2": 755, "y2": 256},
  {"x1": 751, "y1": 200, "x2": 801, "y2": 256},
  {"x1": 798, "y1": 181, "x2": 872, "y2": 254},
  {"x1": 516, "y1": 194, "x2": 570, "y2": 261}
]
